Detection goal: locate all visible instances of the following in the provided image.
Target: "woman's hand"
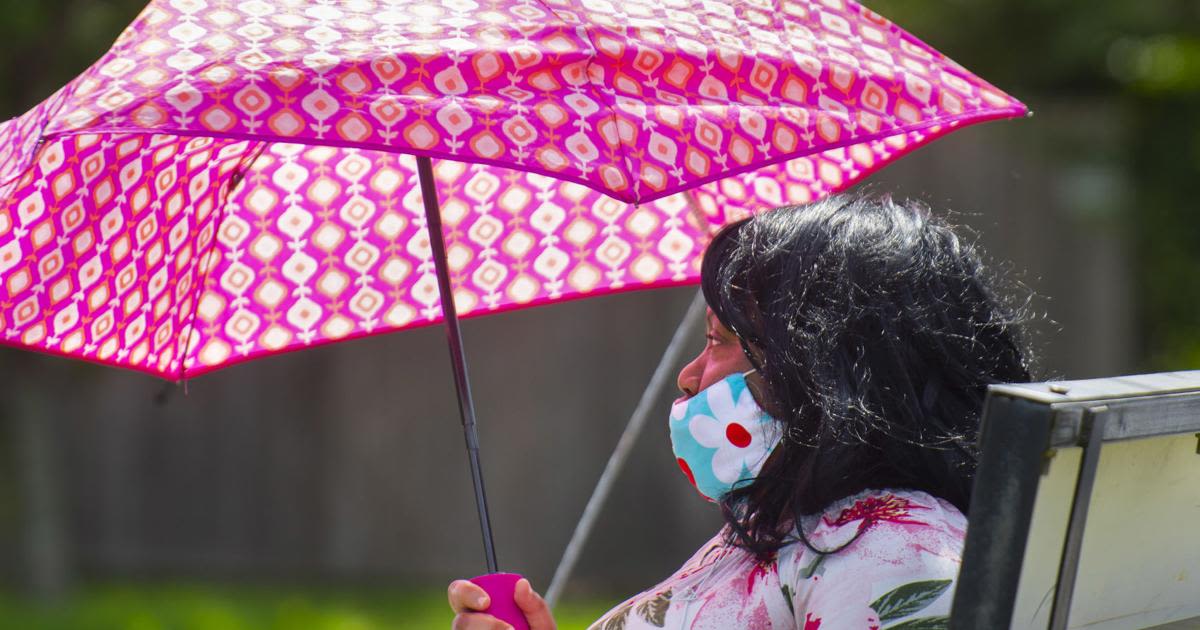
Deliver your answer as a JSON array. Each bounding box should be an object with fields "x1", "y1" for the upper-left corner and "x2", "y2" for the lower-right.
[{"x1": 448, "y1": 578, "x2": 557, "y2": 630}]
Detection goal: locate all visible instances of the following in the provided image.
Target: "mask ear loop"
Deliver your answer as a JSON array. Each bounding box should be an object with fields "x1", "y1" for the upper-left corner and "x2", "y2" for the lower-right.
[{"x1": 736, "y1": 338, "x2": 764, "y2": 373}]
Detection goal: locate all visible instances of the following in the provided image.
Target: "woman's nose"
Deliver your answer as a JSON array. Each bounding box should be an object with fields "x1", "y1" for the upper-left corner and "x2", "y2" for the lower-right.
[{"x1": 677, "y1": 354, "x2": 703, "y2": 398}]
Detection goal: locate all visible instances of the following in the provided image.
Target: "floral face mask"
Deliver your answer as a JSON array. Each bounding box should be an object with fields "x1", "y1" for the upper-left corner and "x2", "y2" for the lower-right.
[{"x1": 669, "y1": 370, "x2": 783, "y2": 502}]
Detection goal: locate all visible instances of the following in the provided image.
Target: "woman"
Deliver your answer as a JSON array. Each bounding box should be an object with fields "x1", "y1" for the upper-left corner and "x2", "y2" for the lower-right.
[{"x1": 449, "y1": 195, "x2": 1032, "y2": 629}]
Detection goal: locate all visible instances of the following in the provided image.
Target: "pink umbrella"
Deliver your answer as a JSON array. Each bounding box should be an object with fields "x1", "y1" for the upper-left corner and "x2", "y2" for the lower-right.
[{"x1": 0, "y1": 0, "x2": 1025, "y2": 596}]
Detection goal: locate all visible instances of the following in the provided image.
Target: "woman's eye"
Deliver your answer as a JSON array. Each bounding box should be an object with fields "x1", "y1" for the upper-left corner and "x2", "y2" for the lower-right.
[{"x1": 705, "y1": 334, "x2": 721, "y2": 346}]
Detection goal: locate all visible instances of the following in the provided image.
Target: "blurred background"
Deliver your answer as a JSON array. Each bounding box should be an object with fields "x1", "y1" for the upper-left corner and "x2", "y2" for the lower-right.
[{"x1": 0, "y1": 0, "x2": 1196, "y2": 628}]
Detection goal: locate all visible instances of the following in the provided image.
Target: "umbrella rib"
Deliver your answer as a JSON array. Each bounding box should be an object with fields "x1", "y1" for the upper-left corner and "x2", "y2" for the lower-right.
[
  {"x1": 177, "y1": 140, "x2": 268, "y2": 381},
  {"x1": 0, "y1": 80, "x2": 78, "y2": 193},
  {"x1": 528, "y1": 0, "x2": 639, "y2": 203},
  {"x1": 620, "y1": 106, "x2": 1028, "y2": 206}
]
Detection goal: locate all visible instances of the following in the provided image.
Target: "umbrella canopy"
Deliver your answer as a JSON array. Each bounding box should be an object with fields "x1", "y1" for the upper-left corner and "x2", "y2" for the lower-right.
[{"x1": 0, "y1": 0, "x2": 1025, "y2": 380}]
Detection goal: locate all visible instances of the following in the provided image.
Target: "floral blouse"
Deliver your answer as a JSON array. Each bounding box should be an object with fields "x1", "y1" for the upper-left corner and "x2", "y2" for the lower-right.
[{"x1": 588, "y1": 489, "x2": 965, "y2": 630}]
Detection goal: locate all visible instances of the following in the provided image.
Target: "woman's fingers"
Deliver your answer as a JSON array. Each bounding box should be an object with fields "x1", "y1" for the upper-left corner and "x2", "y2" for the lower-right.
[
  {"x1": 514, "y1": 579, "x2": 557, "y2": 630},
  {"x1": 449, "y1": 577, "x2": 553, "y2": 630},
  {"x1": 451, "y1": 612, "x2": 512, "y2": 630},
  {"x1": 448, "y1": 579, "x2": 491, "y2": 613}
]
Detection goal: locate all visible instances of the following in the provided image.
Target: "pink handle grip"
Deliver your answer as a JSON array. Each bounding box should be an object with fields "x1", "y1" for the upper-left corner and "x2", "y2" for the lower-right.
[{"x1": 469, "y1": 572, "x2": 530, "y2": 630}]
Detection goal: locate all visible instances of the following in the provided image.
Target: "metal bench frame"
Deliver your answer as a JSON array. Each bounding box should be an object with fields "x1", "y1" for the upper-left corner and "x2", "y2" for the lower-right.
[{"x1": 951, "y1": 371, "x2": 1200, "y2": 629}]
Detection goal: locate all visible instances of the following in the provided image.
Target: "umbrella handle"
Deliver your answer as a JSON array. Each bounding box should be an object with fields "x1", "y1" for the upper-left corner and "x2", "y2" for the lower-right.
[{"x1": 470, "y1": 573, "x2": 531, "y2": 630}]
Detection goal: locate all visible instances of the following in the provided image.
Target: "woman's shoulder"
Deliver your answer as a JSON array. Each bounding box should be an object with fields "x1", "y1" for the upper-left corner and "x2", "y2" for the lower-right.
[
  {"x1": 804, "y1": 488, "x2": 966, "y2": 550},
  {"x1": 781, "y1": 487, "x2": 968, "y2": 574},
  {"x1": 777, "y1": 488, "x2": 966, "y2": 628}
]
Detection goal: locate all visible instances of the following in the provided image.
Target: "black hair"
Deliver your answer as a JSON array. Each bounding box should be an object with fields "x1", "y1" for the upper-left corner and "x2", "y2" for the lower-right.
[{"x1": 700, "y1": 194, "x2": 1033, "y2": 559}]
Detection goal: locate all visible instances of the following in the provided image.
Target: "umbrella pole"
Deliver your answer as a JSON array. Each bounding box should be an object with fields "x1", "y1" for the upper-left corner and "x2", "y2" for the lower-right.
[
  {"x1": 545, "y1": 290, "x2": 707, "y2": 608},
  {"x1": 416, "y1": 156, "x2": 499, "y2": 574}
]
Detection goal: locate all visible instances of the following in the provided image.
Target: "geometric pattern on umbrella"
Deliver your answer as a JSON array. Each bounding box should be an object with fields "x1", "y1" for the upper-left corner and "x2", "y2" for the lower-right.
[
  {"x1": 0, "y1": 134, "x2": 257, "y2": 377},
  {"x1": 5, "y1": 0, "x2": 1023, "y2": 204},
  {"x1": 0, "y1": 0, "x2": 1027, "y2": 378},
  {"x1": 0, "y1": 126, "x2": 948, "y2": 378}
]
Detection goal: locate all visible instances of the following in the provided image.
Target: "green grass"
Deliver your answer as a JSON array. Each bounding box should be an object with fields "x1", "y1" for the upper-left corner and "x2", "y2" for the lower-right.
[{"x1": 0, "y1": 583, "x2": 616, "y2": 630}]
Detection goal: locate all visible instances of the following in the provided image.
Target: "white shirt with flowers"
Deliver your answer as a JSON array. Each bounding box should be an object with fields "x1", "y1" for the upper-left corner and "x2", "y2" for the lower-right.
[{"x1": 588, "y1": 489, "x2": 965, "y2": 630}]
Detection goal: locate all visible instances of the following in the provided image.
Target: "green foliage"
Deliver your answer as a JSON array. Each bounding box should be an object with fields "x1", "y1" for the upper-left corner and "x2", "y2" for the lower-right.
[
  {"x1": 0, "y1": 582, "x2": 615, "y2": 630},
  {"x1": 0, "y1": 0, "x2": 146, "y2": 117},
  {"x1": 870, "y1": 0, "x2": 1200, "y2": 371}
]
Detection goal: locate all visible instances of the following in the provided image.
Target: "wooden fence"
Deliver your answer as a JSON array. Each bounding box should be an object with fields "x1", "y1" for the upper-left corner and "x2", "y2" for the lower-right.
[{"x1": 0, "y1": 104, "x2": 1138, "y2": 599}]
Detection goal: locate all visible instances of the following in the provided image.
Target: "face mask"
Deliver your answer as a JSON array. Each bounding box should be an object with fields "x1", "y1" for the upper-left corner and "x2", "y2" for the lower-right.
[{"x1": 669, "y1": 370, "x2": 783, "y2": 502}]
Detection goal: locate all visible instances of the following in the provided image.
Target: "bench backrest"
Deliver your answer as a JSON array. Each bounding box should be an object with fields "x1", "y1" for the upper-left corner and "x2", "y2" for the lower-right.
[{"x1": 951, "y1": 371, "x2": 1200, "y2": 629}]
